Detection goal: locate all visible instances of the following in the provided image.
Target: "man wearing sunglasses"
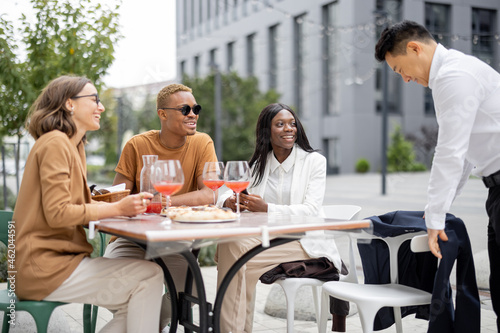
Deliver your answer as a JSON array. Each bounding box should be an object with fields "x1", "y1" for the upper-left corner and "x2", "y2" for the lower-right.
[{"x1": 104, "y1": 83, "x2": 218, "y2": 332}]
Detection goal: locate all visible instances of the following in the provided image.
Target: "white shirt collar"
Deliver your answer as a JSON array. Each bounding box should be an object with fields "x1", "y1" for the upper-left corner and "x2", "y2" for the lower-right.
[
  {"x1": 269, "y1": 147, "x2": 296, "y2": 173},
  {"x1": 428, "y1": 44, "x2": 447, "y2": 90}
]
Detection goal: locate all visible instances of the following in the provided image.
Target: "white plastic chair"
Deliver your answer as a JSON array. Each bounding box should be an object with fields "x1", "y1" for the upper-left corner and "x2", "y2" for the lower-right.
[
  {"x1": 274, "y1": 205, "x2": 362, "y2": 333},
  {"x1": 319, "y1": 231, "x2": 432, "y2": 333}
]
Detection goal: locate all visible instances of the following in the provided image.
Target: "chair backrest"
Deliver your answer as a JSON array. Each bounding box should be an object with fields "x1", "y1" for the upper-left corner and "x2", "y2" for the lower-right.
[
  {"x1": 0, "y1": 210, "x2": 14, "y2": 247},
  {"x1": 410, "y1": 234, "x2": 430, "y2": 253},
  {"x1": 352, "y1": 230, "x2": 427, "y2": 284},
  {"x1": 323, "y1": 205, "x2": 362, "y2": 221},
  {"x1": 323, "y1": 205, "x2": 362, "y2": 283}
]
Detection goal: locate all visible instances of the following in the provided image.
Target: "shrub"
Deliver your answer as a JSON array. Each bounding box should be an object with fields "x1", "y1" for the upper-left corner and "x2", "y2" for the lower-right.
[
  {"x1": 198, "y1": 243, "x2": 217, "y2": 266},
  {"x1": 387, "y1": 125, "x2": 427, "y2": 172},
  {"x1": 355, "y1": 158, "x2": 370, "y2": 173},
  {"x1": 0, "y1": 185, "x2": 16, "y2": 210}
]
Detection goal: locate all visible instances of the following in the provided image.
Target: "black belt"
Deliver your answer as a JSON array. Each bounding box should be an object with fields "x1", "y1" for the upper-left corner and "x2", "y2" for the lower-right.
[{"x1": 483, "y1": 169, "x2": 500, "y2": 188}]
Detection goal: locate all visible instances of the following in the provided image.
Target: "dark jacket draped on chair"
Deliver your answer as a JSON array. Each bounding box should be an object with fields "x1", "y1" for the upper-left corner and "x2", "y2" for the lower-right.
[{"x1": 359, "y1": 210, "x2": 480, "y2": 333}]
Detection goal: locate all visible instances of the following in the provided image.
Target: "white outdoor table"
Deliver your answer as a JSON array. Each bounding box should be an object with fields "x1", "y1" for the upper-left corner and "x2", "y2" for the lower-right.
[{"x1": 94, "y1": 212, "x2": 372, "y2": 333}]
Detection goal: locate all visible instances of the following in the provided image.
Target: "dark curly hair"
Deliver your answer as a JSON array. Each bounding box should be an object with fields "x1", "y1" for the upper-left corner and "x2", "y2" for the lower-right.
[
  {"x1": 249, "y1": 103, "x2": 316, "y2": 186},
  {"x1": 375, "y1": 20, "x2": 435, "y2": 62}
]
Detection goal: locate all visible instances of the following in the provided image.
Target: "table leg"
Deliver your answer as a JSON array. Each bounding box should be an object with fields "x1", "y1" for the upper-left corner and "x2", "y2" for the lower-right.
[
  {"x1": 212, "y1": 238, "x2": 296, "y2": 333},
  {"x1": 137, "y1": 243, "x2": 180, "y2": 333},
  {"x1": 179, "y1": 250, "x2": 210, "y2": 333}
]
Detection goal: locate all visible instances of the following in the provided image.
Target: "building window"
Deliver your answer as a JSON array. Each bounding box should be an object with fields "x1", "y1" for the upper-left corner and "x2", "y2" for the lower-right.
[
  {"x1": 233, "y1": 0, "x2": 238, "y2": 20},
  {"x1": 293, "y1": 13, "x2": 306, "y2": 115},
  {"x1": 243, "y1": 0, "x2": 248, "y2": 16},
  {"x1": 210, "y1": 48, "x2": 218, "y2": 68},
  {"x1": 191, "y1": 0, "x2": 195, "y2": 29},
  {"x1": 199, "y1": 0, "x2": 203, "y2": 24},
  {"x1": 227, "y1": 41, "x2": 235, "y2": 72},
  {"x1": 183, "y1": 0, "x2": 188, "y2": 33},
  {"x1": 323, "y1": 138, "x2": 340, "y2": 174},
  {"x1": 425, "y1": 2, "x2": 451, "y2": 115},
  {"x1": 322, "y1": 2, "x2": 339, "y2": 116},
  {"x1": 375, "y1": 0, "x2": 402, "y2": 115},
  {"x1": 472, "y1": 8, "x2": 497, "y2": 70},
  {"x1": 246, "y1": 33, "x2": 256, "y2": 76},
  {"x1": 207, "y1": 0, "x2": 211, "y2": 20},
  {"x1": 180, "y1": 60, "x2": 186, "y2": 79},
  {"x1": 268, "y1": 24, "x2": 279, "y2": 90},
  {"x1": 194, "y1": 55, "x2": 200, "y2": 77}
]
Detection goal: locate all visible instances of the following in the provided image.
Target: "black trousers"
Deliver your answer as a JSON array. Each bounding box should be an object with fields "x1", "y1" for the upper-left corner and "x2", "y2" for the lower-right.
[{"x1": 486, "y1": 184, "x2": 500, "y2": 331}]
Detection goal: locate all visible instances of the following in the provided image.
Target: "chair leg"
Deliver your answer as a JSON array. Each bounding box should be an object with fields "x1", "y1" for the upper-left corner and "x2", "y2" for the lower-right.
[
  {"x1": 2, "y1": 312, "x2": 10, "y2": 333},
  {"x1": 281, "y1": 283, "x2": 300, "y2": 333},
  {"x1": 319, "y1": 291, "x2": 330, "y2": 333},
  {"x1": 311, "y1": 286, "x2": 321, "y2": 331},
  {"x1": 393, "y1": 306, "x2": 403, "y2": 333},
  {"x1": 32, "y1": 309, "x2": 57, "y2": 333},
  {"x1": 91, "y1": 305, "x2": 99, "y2": 333},
  {"x1": 83, "y1": 304, "x2": 99, "y2": 333},
  {"x1": 83, "y1": 304, "x2": 92, "y2": 333},
  {"x1": 356, "y1": 304, "x2": 380, "y2": 333}
]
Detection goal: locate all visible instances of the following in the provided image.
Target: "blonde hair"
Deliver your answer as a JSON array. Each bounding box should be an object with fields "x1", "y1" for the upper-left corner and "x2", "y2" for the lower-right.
[
  {"x1": 27, "y1": 75, "x2": 91, "y2": 141},
  {"x1": 156, "y1": 83, "x2": 192, "y2": 109}
]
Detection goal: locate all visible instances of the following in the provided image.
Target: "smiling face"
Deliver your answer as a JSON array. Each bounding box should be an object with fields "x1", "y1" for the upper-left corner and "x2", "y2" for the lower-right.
[
  {"x1": 159, "y1": 90, "x2": 198, "y2": 139},
  {"x1": 69, "y1": 83, "x2": 104, "y2": 135},
  {"x1": 270, "y1": 109, "x2": 297, "y2": 153},
  {"x1": 385, "y1": 41, "x2": 432, "y2": 87}
]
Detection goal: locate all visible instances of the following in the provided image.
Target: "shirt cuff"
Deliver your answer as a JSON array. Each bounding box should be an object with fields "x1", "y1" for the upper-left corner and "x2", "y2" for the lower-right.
[
  {"x1": 267, "y1": 203, "x2": 276, "y2": 213},
  {"x1": 424, "y1": 209, "x2": 446, "y2": 230}
]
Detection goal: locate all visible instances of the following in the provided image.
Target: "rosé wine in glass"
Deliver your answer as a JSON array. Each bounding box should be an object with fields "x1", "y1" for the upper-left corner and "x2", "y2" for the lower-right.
[
  {"x1": 202, "y1": 162, "x2": 225, "y2": 205},
  {"x1": 224, "y1": 161, "x2": 250, "y2": 216},
  {"x1": 153, "y1": 160, "x2": 184, "y2": 222}
]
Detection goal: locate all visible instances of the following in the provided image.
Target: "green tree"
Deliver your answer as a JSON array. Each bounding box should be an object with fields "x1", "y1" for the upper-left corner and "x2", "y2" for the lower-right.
[
  {"x1": 0, "y1": 0, "x2": 121, "y2": 140},
  {"x1": 387, "y1": 125, "x2": 427, "y2": 172},
  {"x1": 136, "y1": 93, "x2": 160, "y2": 133},
  {"x1": 184, "y1": 72, "x2": 280, "y2": 162}
]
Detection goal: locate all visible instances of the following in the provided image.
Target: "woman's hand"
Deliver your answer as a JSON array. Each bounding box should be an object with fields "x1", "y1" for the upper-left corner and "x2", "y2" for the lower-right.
[
  {"x1": 115, "y1": 192, "x2": 154, "y2": 217},
  {"x1": 240, "y1": 193, "x2": 268, "y2": 212}
]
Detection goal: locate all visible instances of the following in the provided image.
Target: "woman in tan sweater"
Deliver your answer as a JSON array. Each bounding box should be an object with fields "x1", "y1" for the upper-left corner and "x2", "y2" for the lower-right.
[{"x1": 13, "y1": 75, "x2": 164, "y2": 332}]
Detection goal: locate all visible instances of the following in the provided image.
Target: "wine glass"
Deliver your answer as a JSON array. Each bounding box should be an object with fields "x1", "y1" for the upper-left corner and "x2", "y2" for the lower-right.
[
  {"x1": 203, "y1": 162, "x2": 225, "y2": 205},
  {"x1": 224, "y1": 161, "x2": 250, "y2": 216},
  {"x1": 153, "y1": 160, "x2": 184, "y2": 221}
]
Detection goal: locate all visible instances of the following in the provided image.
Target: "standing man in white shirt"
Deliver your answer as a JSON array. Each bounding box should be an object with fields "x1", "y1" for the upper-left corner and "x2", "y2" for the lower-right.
[{"x1": 375, "y1": 20, "x2": 500, "y2": 330}]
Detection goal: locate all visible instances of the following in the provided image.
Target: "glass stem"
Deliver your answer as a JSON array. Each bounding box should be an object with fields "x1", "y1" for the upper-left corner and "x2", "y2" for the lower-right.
[
  {"x1": 213, "y1": 191, "x2": 216, "y2": 205},
  {"x1": 236, "y1": 192, "x2": 240, "y2": 216}
]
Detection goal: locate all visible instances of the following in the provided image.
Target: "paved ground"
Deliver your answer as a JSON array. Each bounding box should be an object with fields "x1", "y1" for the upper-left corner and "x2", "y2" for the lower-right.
[{"x1": 2, "y1": 171, "x2": 497, "y2": 332}]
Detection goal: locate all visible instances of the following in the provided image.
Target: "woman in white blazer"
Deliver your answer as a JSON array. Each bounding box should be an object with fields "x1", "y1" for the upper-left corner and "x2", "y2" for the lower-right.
[{"x1": 216, "y1": 103, "x2": 344, "y2": 333}]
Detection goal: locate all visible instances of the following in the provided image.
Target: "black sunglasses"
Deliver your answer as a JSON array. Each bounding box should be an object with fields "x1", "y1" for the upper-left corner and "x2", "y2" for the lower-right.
[
  {"x1": 71, "y1": 93, "x2": 101, "y2": 106},
  {"x1": 158, "y1": 104, "x2": 202, "y2": 116}
]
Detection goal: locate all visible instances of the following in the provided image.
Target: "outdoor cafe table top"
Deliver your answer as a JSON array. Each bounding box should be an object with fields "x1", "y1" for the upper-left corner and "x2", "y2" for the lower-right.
[{"x1": 95, "y1": 212, "x2": 372, "y2": 244}]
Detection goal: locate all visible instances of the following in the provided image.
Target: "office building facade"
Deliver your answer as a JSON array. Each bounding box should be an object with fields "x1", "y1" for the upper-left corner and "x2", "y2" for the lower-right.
[{"x1": 176, "y1": 0, "x2": 500, "y2": 173}]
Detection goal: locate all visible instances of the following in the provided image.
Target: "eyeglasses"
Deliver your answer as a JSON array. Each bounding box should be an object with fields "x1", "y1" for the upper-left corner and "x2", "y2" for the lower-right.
[
  {"x1": 71, "y1": 93, "x2": 101, "y2": 106},
  {"x1": 158, "y1": 104, "x2": 202, "y2": 116}
]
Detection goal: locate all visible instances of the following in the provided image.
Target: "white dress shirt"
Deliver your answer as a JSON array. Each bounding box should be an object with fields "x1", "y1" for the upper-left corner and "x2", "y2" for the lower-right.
[
  {"x1": 425, "y1": 44, "x2": 500, "y2": 230},
  {"x1": 263, "y1": 148, "x2": 295, "y2": 207},
  {"x1": 216, "y1": 146, "x2": 342, "y2": 269}
]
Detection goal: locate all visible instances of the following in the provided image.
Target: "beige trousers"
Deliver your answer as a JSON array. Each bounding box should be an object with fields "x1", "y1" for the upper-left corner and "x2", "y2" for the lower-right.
[
  {"x1": 44, "y1": 256, "x2": 163, "y2": 333},
  {"x1": 215, "y1": 238, "x2": 311, "y2": 333},
  {"x1": 104, "y1": 237, "x2": 195, "y2": 329}
]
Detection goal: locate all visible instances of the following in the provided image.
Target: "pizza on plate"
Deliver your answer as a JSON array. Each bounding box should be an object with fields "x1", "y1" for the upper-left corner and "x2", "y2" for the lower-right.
[{"x1": 163, "y1": 205, "x2": 237, "y2": 221}]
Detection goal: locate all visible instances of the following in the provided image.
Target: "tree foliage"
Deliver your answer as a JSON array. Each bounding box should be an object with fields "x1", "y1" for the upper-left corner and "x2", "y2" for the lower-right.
[
  {"x1": 387, "y1": 125, "x2": 427, "y2": 172},
  {"x1": 183, "y1": 72, "x2": 280, "y2": 162},
  {"x1": 0, "y1": 0, "x2": 121, "y2": 140}
]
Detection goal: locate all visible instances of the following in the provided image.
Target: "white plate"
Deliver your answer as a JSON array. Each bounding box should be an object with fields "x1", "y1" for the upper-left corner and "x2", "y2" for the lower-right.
[{"x1": 170, "y1": 217, "x2": 237, "y2": 223}]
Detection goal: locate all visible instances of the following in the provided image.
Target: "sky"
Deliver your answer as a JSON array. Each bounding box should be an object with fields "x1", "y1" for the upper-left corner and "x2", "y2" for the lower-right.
[{"x1": 2, "y1": 0, "x2": 177, "y2": 89}]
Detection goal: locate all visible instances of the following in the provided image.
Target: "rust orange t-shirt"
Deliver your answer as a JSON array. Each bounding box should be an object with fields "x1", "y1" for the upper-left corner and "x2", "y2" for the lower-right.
[{"x1": 115, "y1": 130, "x2": 217, "y2": 195}]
